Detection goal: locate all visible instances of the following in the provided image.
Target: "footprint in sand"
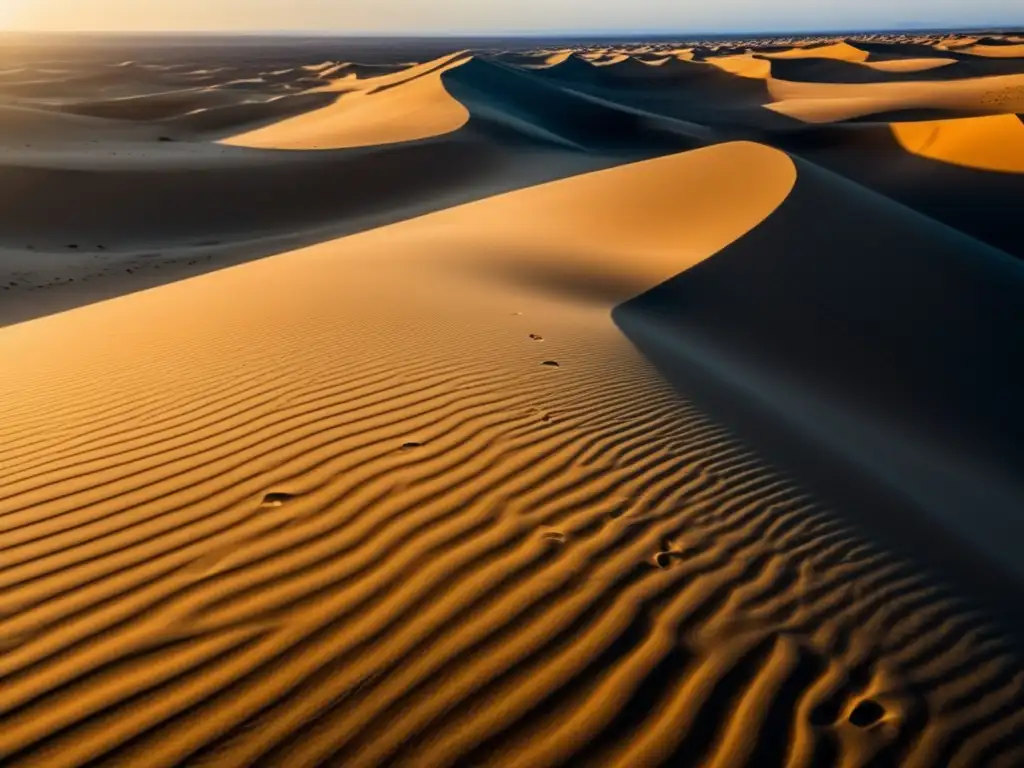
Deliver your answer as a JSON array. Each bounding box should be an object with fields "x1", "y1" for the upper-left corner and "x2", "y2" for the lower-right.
[{"x1": 849, "y1": 699, "x2": 886, "y2": 728}]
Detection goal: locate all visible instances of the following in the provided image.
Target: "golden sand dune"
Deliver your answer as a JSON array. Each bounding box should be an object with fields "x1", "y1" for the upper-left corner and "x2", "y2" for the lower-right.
[
  {"x1": 958, "y1": 43, "x2": 1024, "y2": 58},
  {"x1": 221, "y1": 56, "x2": 471, "y2": 150},
  {"x1": 891, "y1": 113, "x2": 1024, "y2": 172},
  {"x1": 2, "y1": 34, "x2": 1024, "y2": 767},
  {"x1": 705, "y1": 54, "x2": 773, "y2": 79},
  {"x1": 761, "y1": 41, "x2": 870, "y2": 62},
  {"x1": 767, "y1": 72, "x2": 1024, "y2": 122}
]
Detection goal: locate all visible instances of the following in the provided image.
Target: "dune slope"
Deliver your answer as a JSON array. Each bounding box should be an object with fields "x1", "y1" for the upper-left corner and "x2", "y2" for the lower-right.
[{"x1": 4, "y1": 143, "x2": 1024, "y2": 767}]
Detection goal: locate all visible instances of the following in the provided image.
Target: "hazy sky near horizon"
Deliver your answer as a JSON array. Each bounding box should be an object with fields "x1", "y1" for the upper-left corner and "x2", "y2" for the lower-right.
[{"x1": 2, "y1": 0, "x2": 1021, "y2": 34}]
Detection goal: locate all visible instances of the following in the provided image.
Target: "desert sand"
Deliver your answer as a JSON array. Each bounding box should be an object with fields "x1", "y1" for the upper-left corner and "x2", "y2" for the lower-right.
[{"x1": 1, "y1": 31, "x2": 1024, "y2": 767}]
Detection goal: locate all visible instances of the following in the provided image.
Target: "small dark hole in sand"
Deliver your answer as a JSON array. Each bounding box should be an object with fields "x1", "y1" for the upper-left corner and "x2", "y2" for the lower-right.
[
  {"x1": 67, "y1": 244, "x2": 78, "y2": 249},
  {"x1": 542, "y1": 361, "x2": 560, "y2": 368},
  {"x1": 401, "y1": 442, "x2": 423, "y2": 450},
  {"x1": 542, "y1": 414, "x2": 552, "y2": 422},
  {"x1": 261, "y1": 492, "x2": 294, "y2": 508},
  {"x1": 849, "y1": 700, "x2": 885, "y2": 728},
  {"x1": 158, "y1": 136, "x2": 174, "y2": 142},
  {"x1": 655, "y1": 552, "x2": 675, "y2": 569},
  {"x1": 529, "y1": 334, "x2": 544, "y2": 341}
]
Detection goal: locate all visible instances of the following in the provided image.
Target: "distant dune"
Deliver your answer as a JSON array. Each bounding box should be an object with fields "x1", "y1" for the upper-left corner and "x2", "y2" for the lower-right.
[{"x1": 1, "y1": 31, "x2": 1024, "y2": 768}]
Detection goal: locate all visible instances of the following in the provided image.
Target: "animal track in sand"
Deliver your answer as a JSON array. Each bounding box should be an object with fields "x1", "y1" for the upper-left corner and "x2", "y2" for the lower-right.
[
  {"x1": 654, "y1": 551, "x2": 684, "y2": 569},
  {"x1": 260, "y1": 492, "x2": 296, "y2": 508}
]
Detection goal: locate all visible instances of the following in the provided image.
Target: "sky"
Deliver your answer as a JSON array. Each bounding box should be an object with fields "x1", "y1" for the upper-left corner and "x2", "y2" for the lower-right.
[{"x1": 2, "y1": 0, "x2": 1021, "y2": 35}]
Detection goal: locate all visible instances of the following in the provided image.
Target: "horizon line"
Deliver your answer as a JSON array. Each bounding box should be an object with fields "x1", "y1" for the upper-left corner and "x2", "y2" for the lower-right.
[{"x1": 2, "y1": 24, "x2": 1022, "y2": 39}]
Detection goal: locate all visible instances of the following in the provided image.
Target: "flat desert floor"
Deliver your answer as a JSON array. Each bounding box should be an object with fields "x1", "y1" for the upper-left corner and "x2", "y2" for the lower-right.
[{"x1": 2, "y1": 31, "x2": 1024, "y2": 767}]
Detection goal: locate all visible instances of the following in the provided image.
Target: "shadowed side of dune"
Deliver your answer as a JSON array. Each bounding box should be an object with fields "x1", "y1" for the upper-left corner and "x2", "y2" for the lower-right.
[
  {"x1": 772, "y1": 121, "x2": 1024, "y2": 259},
  {"x1": 766, "y1": 56, "x2": 1024, "y2": 84},
  {"x1": 524, "y1": 55, "x2": 785, "y2": 129},
  {"x1": 440, "y1": 58, "x2": 711, "y2": 151},
  {"x1": 47, "y1": 88, "x2": 259, "y2": 121},
  {"x1": 856, "y1": 40, "x2": 964, "y2": 59},
  {"x1": 167, "y1": 91, "x2": 341, "y2": 136},
  {"x1": 0, "y1": 137, "x2": 511, "y2": 249},
  {"x1": 613, "y1": 157, "x2": 1024, "y2": 600}
]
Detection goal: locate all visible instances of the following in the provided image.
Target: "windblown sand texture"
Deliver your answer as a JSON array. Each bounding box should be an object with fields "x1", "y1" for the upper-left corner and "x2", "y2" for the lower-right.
[{"x1": 2, "y1": 31, "x2": 1024, "y2": 768}]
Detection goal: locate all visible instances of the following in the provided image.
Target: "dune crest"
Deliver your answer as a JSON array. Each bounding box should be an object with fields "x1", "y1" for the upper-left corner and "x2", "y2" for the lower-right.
[
  {"x1": 220, "y1": 55, "x2": 471, "y2": 150},
  {"x1": 762, "y1": 41, "x2": 869, "y2": 62},
  {"x1": 705, "y1": 54, "x2": 773, "y2": 79},
  {"x1": 353, "y1": 141, "x2": 796, "y2": 302}
]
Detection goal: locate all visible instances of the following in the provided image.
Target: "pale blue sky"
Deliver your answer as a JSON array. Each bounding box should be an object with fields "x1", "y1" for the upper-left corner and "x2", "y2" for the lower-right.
[{"x1": 4, "y1": 0, "x2": 1021, "y2": 34}]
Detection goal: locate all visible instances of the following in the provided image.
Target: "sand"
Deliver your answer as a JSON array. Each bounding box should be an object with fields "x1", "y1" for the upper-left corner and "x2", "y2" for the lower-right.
[{"x1": 2, "y1": 32, "x2": 1024, "y2": 768}]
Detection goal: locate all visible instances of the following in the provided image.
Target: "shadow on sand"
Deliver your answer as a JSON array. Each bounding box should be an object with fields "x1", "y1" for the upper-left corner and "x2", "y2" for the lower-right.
[{"x1": 613, "y1": 154, "x2": 1024, "y2": 629}]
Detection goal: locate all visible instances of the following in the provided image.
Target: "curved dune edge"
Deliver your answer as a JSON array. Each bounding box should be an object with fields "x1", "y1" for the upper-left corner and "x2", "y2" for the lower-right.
[
  {"x1": 705, "y1": 54, "x2": 773, "y2": 79},
  {"x1": 891, "y1": 113, "x2": 1024, "y2": 173},
  {"x1": 377, "y1": 141, "x2": 796, "y2": 302},
  {"x1": 766, "y1": 72, "x2": 1024, "y2": 123},
  {"x1": 3, "y1": 142, "x2": 1024, "y2": 766},
  {"x1": 311, "y1": 52, "x2": 468, "y2": 94},
  {"x1": 860, "y1": 57, "x2": 958, "y2": 73},
  {"x1": 220, "y1": 54, "x2": 472, "y2": 150},
  {"x1": 958, "y1": 43, "x2": 1024, "y2": 59}
]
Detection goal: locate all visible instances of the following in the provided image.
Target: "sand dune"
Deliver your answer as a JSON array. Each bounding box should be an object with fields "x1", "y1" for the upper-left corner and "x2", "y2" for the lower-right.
[
  {"x1": 861, "y1": 58, "x2": 958, "y2": 73},
  {"x1": 761, "y1": 41, "x2": 870, "y2": 62},
  {"x1": 221, "y1": 56, "x2": 471, "y2": 150},
  {"x1": 3, "y1": 33, "x2": 1024, "y2": 767},
  {"x1": 958, "y1": 43, "x2": 1024, "y2": 58},
  {"x1": 767, "y1": 72, "x2": 1024, "y2": 122},
  {"x1": 891, "y1": 113, "x2": 1024, "y2": 172}
]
